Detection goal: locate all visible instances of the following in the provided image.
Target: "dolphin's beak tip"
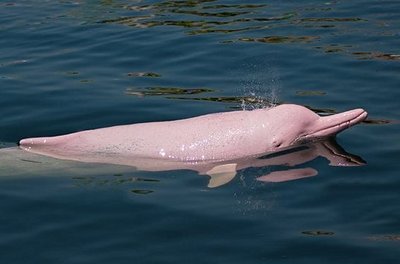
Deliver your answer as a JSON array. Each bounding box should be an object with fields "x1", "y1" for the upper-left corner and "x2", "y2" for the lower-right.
[
  {"x1": 357, "y1": 108, "x2": 368, "y2": 116},
  {"x1": 357, "y1": 108, "x2": 368, "y2": 122}
]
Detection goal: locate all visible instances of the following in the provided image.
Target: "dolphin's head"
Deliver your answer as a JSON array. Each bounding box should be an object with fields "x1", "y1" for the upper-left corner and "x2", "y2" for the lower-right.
[{"x1": 264, "y1": 104, "x2": 368, "y2": 149}]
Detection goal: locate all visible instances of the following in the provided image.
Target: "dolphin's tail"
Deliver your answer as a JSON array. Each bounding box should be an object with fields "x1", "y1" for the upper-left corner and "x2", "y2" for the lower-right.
[
  {"x1": 19, "y1": 135, "x2": 71, "y2": 149},
  {"x1": 18, "y1": 133, "x2": 83, "y2": 161},
  {"x1": 20, "y1": 137, "x2": 51, "y2": 147}
]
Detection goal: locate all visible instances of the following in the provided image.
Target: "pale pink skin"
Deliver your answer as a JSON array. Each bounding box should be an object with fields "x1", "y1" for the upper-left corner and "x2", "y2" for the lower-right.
[
  {"x1": 17, "y1": 104, "x2": 368, "y2": 187},
  {"x1": 19, "y1": 104, "x2": 367, "y2": 163}
]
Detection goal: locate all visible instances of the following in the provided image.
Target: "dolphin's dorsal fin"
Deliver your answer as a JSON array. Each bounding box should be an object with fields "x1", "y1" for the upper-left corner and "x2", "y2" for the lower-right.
[{"x1": 206, "y1": 163, "x2": 237, "y2": 188}]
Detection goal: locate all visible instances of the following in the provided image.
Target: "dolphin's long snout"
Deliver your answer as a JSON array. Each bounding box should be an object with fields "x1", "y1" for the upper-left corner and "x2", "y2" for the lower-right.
[{"x1": 307, "y1": 108, "x2": 368, "y2": 138}]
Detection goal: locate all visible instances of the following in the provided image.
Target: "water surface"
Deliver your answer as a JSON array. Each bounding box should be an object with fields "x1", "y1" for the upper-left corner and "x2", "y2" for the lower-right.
[{"x1": 1, "y1": 1, "x2": 399, "y2": 263}]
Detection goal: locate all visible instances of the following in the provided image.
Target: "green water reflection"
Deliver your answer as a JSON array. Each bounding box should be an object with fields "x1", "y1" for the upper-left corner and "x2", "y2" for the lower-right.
[{"x1": 94, "y1": 0, "x2": 398, "y2": 62}]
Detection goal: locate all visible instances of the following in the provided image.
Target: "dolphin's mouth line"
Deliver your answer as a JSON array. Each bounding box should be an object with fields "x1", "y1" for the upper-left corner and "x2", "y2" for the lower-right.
[
  {"x1": 314, "y1": 110, "x2": 367, "y2": 135},
  {"x1": 295, "y1": 110, "x2": 367, "y2": 143}
]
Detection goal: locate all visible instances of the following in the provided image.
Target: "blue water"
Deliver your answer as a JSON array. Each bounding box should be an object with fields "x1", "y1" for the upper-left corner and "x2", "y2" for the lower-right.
[{"x1": 1, "y1": 1, "x2": 399, "y2": 263}]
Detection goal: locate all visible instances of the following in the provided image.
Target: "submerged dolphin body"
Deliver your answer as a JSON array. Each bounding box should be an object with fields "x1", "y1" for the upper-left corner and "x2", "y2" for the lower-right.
[
  {"x1": 2, "y1": 138, "x2": 365, "y2": 188},
  {"x1": 19, "y1": 104, "x2": 367, "y2": 186}
]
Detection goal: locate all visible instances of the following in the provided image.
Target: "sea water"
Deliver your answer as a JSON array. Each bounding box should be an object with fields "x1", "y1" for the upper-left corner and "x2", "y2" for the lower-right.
[{"x1": 0, "y1": 1, "x2": 399, "y2": 263}]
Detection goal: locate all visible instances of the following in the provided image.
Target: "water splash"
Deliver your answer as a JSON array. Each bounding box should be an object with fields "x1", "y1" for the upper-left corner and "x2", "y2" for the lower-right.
[{"x1": 239, "y1": 63, "x2": 280, "y2": 110}]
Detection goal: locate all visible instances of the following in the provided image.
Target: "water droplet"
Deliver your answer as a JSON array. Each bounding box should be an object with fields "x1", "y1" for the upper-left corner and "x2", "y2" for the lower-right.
[{"x1": 159, "y1": 148, "x2": 166, "y2": 157}]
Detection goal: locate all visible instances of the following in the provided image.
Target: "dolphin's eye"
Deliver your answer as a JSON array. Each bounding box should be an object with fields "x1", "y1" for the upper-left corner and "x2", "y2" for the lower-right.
[
  {"x1": 273, "y1": 140, "x2": 282, "y2": 148},
  {"x1": 272, "y1": 137, "x2": 283, "y2": 148}
]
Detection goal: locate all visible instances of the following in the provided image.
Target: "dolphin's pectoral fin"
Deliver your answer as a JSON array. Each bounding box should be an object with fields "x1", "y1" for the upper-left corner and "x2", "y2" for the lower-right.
[
  {"x1": 206, "y1": 163, "x2": 237, "y2": 188},
  {"x1": 257, "y1": 167, "x2": 318, "y2": 183}
]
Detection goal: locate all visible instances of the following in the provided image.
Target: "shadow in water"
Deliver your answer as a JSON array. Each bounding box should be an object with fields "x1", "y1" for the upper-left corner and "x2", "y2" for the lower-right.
[{"x1": 1, "y1": 137, "x2": 365, "y2": 188}]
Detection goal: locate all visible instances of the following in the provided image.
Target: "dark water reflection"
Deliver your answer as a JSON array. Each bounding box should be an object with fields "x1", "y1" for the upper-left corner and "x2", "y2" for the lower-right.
[
  {"x1": 1, "y1": 137, "x2": 365, "y2": 188},
  {"x1": 97, "y1": 0, "x2": 399, "y2": 62}
]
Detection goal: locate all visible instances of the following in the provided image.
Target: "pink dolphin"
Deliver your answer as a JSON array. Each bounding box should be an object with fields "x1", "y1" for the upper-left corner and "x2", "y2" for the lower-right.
[
  {"x1": 19, "y1": 104, "x2": 367, "y2": 163},
  {"x1": 19, "y1": 104, "x2": 367, "y2": 187}
]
